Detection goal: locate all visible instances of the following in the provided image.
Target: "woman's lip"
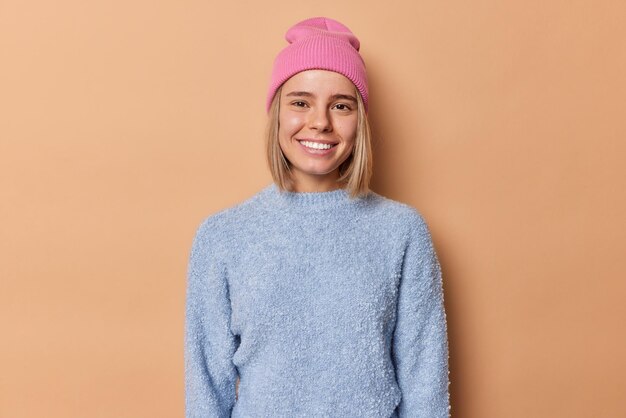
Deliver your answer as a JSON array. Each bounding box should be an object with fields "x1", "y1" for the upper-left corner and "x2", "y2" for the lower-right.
[
  {"x1": 296, "y1": 139, "x2": 337, "y2": 156},
  {"x1": 297, "y1": 138, "x2": 338, "y2": 145}
]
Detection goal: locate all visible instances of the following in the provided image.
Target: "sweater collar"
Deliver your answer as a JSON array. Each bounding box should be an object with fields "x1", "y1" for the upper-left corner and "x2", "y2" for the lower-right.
[{"x1": 261, "y1": 182, "x2": 364, "y2": 212}]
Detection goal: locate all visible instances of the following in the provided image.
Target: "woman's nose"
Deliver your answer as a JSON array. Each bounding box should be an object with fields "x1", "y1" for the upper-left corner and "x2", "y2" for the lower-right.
[{"x1": 308, "y1": 107, "x2": 332, "y2": 132}]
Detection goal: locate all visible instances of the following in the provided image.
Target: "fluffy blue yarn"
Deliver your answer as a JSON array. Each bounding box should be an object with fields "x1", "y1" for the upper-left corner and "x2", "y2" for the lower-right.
[{"x1": 185, "y1": 183, "x2": 451, "y2": 417}]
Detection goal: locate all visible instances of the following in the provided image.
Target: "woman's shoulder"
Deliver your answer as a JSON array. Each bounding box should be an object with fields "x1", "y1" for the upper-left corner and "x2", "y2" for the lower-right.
[
  {"x1": 366, "y1": 190, "x2": 430, "y2": 231},
  {"x1": 190, "y1": 185, "x2": 272, "y2": 242},
  {"x1": 365, "y1": 192, "x2": 437, "y2": 255}
]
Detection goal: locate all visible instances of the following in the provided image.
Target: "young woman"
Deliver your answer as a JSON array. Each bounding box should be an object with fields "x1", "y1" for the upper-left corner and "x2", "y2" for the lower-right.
[{"x1": 185, "y1": 17, "x2": 451, "y2": 417}]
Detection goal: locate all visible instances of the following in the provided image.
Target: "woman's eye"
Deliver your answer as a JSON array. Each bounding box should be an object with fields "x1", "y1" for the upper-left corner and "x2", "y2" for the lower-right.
[
  {"x1": 333, "y1": 103, "x2": 351, "y2": 111},
  {"x1": 292, "y1": 101, "x2": 307, "y2": 107}
]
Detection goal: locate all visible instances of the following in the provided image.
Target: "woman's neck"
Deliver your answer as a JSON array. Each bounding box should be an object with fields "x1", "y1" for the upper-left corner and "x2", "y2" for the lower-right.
[{"x1": 289, "y1": 172, "x2": 346, "y2": 193}]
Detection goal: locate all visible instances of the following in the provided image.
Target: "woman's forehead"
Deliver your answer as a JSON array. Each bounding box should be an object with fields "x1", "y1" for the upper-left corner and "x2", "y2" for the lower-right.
[{"x1": 282, "y1": 69, "x2": 355, "y2": 93}]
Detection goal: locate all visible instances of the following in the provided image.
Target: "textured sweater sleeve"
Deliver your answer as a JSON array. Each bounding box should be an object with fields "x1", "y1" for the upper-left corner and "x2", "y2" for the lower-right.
[
  {"x1": 392, "y1": 212, "x2": 451, "y2": 417},
  {"x1": 184, "y1": 219, "x2": 239, "y2": 418}
]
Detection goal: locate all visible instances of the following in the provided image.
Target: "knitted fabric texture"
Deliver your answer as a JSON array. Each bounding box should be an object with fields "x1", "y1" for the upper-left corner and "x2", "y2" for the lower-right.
[
  {"x1": 184, "y1": 183, "x2": 451, "y2": 417},
  {"x1": 266, "y1": 16, "x2": 369, "y2": 113}
]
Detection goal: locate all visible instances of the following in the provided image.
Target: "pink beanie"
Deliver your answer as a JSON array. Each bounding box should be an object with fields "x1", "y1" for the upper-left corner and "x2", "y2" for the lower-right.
[{"x1": 266, "y1": 17, "x2": 369, "y2": 113}]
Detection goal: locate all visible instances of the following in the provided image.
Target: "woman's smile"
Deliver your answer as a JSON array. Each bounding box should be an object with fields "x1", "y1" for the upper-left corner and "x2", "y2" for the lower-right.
[{"x1": 297, "y1": 139, "x2": 339, "y2": 155}]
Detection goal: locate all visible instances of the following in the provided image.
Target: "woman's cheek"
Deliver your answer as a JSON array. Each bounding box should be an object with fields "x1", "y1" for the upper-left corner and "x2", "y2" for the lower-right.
[
  {"x1": 337, "y1": 121, "x2": 358, "y2": 142},
  {"x1": 280, "y1": 113, "x2": 305, "y2": 135}
]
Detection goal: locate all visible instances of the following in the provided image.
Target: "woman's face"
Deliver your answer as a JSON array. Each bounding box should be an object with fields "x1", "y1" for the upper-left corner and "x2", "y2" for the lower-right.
[{"x1": 278, "y1": 69, "x2": 358, "y2": 192}]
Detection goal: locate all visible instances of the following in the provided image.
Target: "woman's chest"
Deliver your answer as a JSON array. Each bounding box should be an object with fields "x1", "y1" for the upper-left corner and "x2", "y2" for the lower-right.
[{"x1": 226, "y1": 229, "x2": 403, "y2": 336}]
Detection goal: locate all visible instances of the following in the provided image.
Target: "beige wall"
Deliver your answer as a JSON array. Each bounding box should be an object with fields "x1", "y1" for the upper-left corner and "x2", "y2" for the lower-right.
[{"x1": 1, "y1": 1, "x2": 625, "y2": 417}]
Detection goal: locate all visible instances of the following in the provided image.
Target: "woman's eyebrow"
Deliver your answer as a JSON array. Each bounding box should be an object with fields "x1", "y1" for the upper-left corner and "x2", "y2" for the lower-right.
[
  {"x1": 285, "y1": 91, "x2": 357, "y2": 103},
  {"x1": 286, "y1": 91, "x2": 314, "y2": 97},
  {"x1": 330, "y1": 94, "x2": 357, "y2": 103}
]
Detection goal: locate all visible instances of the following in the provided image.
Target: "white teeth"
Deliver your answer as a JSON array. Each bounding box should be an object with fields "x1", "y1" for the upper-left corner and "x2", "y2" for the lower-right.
[{"x1": 300, "y1": 140, "x2": 334, "y2": 150}]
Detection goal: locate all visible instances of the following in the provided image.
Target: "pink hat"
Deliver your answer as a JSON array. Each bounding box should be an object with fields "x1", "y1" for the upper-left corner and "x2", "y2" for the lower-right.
[{"x1": 266, "y1": 17, "x2": 369, "y2": 113}]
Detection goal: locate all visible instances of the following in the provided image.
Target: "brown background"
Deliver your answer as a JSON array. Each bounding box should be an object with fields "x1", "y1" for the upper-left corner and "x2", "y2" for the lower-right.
[{"x1": 1, "y1": 1, "x2": 625, "y2": 417}]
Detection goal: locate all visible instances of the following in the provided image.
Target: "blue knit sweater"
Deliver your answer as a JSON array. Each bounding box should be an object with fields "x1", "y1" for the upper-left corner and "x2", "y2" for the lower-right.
[{"x1": 184, "y1": 183, "x2": 451, "y2": 417}]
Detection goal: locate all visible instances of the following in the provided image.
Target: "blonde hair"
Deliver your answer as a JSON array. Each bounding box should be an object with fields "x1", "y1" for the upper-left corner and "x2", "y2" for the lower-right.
[{"x1": 264, "y1": 85, "x2": 373, "y2": 199}]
